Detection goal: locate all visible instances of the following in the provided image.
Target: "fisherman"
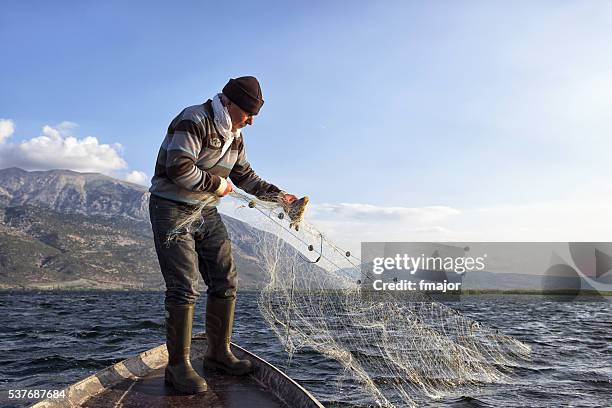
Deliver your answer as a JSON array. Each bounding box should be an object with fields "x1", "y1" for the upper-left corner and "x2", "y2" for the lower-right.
[{"x1": 149, "y1": 76, "x2": 298, "y2": 394}]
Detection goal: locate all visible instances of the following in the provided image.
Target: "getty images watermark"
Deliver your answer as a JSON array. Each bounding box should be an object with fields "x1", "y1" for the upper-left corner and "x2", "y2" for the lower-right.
[
  {"x1": 370, "y1": 252, "x2": 486, "y2": 292},
  {"x1": 360, "y1": 242, "x2": 612, "y2": 301}
]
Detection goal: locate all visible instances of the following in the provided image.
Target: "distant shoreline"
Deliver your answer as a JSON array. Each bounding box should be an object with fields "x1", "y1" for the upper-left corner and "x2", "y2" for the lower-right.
[
  {"x1": 1, "y1": 286, "x2": 610, "y2": 297},
  {"x1": 460, "y1": 289, "x2": 612, "y2": 296}
]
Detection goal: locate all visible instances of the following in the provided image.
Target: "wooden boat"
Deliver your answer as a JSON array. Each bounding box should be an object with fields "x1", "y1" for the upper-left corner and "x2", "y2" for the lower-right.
[{"x1": 30, "y1": 332, "x2": 324, "y2": 408}]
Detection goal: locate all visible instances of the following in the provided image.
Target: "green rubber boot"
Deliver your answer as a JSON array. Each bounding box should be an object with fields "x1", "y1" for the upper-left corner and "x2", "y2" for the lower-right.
[
  {"x1": 203, "y1": 296, "x2": 253, "y2": 375},
  {"x1": 164, "y1": 304, "x2": 208, "y2": 393}
]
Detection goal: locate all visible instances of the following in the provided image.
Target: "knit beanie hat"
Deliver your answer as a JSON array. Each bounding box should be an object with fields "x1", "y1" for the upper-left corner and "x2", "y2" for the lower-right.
[{"x1": 222, "y1": 76, "x2": 265, "y2": 115}]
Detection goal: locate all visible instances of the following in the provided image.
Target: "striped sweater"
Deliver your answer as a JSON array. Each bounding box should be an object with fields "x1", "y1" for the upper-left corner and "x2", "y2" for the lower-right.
[{"x1": 149, "y1": 100, "x2": 281, "y2": 205}]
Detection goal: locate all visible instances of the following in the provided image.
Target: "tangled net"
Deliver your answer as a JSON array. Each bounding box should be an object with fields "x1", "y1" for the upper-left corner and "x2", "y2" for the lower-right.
[{"x1": 167, "y1": 191, "x2": 531, "y2": 407}]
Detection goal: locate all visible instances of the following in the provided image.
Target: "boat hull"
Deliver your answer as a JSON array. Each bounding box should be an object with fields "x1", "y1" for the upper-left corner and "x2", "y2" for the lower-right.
[{"x1": 30, "y1": 332, "x2": 324, "y2": 408}]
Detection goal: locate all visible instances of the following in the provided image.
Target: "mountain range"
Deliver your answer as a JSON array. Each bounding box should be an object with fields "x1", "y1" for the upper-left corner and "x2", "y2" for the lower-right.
[{"x1": 0, "y1": 167, "x2": 290, "y2": 290}]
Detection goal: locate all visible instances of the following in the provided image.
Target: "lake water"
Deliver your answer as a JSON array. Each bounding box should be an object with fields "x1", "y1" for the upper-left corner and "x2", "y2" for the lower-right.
[{"x1": 1, "y1": 291, "x2": 610, "y2": 407}]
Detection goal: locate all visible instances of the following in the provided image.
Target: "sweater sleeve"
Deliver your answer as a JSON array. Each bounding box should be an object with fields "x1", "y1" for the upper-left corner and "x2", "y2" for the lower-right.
[
  {"x1": 165, "y1": 119, "x2": 223, "y2": 193},
  {"x1": 229, "y1": 139, "x2": 282, "y2": 200}
]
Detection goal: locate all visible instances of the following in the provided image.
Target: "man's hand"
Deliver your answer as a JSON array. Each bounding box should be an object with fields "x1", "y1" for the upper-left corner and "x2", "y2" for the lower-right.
[
  {"x1": 279, "y1": 193, "x2": 309, "y2": 231},
  {"x1": 280, "y1": 192, "x2": 298, "y2": 205},
  {"x1": 215, "y1": 178, "x2": 233, "y2": 197}
]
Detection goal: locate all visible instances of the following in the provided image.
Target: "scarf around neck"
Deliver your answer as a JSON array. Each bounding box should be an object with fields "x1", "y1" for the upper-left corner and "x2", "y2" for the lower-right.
[{"x1": 212, "y1": 93, "x2": 241, "y2": 143}]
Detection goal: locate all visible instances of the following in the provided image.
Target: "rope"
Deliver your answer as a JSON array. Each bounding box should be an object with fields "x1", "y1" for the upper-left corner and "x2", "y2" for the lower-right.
[{"x1": 231, "y1": 190, "x2": 360, "y2": 270}]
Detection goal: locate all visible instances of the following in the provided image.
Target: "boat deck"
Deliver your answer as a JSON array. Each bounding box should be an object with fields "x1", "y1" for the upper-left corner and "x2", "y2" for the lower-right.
[
  {"x1": 82, "y1": 362, "x2": 287, "y2": 408},
  {"x1": 31, "y1": 334, "x2": 324, "y2": 408}
]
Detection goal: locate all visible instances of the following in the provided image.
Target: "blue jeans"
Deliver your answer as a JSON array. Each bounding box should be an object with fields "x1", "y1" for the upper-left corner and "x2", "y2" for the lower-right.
[{"x1": 149, "y1": 195, "x2": 237, "y2": 305}]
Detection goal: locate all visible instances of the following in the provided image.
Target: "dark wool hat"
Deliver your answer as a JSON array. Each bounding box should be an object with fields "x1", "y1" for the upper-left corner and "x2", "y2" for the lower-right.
[{"x1": 222, "y1": 76, "x2": 265, "y2": 115}]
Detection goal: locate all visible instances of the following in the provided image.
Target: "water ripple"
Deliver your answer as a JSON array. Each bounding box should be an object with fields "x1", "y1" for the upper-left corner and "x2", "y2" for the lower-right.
[{"x1": 0, "y1": 291, "x2": 610, "y2": 408}]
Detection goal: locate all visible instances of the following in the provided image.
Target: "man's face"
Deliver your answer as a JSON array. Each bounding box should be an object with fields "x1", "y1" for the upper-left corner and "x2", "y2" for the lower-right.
[{"x1": 227, "y1": 101, "x2": 255, "y2": 132}]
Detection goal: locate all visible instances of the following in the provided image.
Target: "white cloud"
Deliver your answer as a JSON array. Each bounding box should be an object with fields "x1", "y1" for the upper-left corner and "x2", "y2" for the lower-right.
[
  {"x1": 125, "y1": 170, "x2": 148, "y2": 186},
  {"x1": 0, "y1": 120, "x2": 127, "y2": 173},
  {"x1": 303, "y1": 203, "x2": 462, "y2": 255},
  {"x1": 285, "y1": 196, "x2": 612, "y2": 258},
  {"x1": 311, "y1": 203, "x2": 460, "y2": 222},
  {"x1": 0, "y1": 119, "x2": 15, "y2": 144},
  {"x1": 55, "y1": 121, "x2": 79, "y2": 133}
]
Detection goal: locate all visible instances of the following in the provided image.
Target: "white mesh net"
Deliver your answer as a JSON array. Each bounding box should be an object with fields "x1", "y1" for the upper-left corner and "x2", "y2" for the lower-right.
[{"x1": 167, "y1": 191, "x2": 531, "y2": 407}]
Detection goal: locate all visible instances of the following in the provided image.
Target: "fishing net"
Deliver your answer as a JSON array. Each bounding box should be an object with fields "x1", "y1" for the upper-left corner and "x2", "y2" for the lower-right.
[{"x1": 166, "y1": 191, "x2": 531, "y2": 408}]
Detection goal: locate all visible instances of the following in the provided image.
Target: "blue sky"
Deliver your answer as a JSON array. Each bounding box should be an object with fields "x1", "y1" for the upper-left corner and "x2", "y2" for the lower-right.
[{"x1": 2, "y1": 1, "x2": 612, "y2": 251}]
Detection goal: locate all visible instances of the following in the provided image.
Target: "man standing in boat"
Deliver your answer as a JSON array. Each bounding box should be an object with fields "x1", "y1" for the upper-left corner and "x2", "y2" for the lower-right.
[{"x1": 149, "y1": 76, "x2": 297, "y2": 394}]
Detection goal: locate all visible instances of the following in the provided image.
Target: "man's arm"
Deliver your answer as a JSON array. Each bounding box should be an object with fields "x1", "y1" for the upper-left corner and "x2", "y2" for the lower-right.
[
  {"x1": 230, "y1": 140, "x2": 305, "y2": 228},
  {"x1": 229, "y1": 140, "x2": 282, "y2": 201},
  {"x1": 165, "y1": 119, "x2": 228, "y2": 196}
]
